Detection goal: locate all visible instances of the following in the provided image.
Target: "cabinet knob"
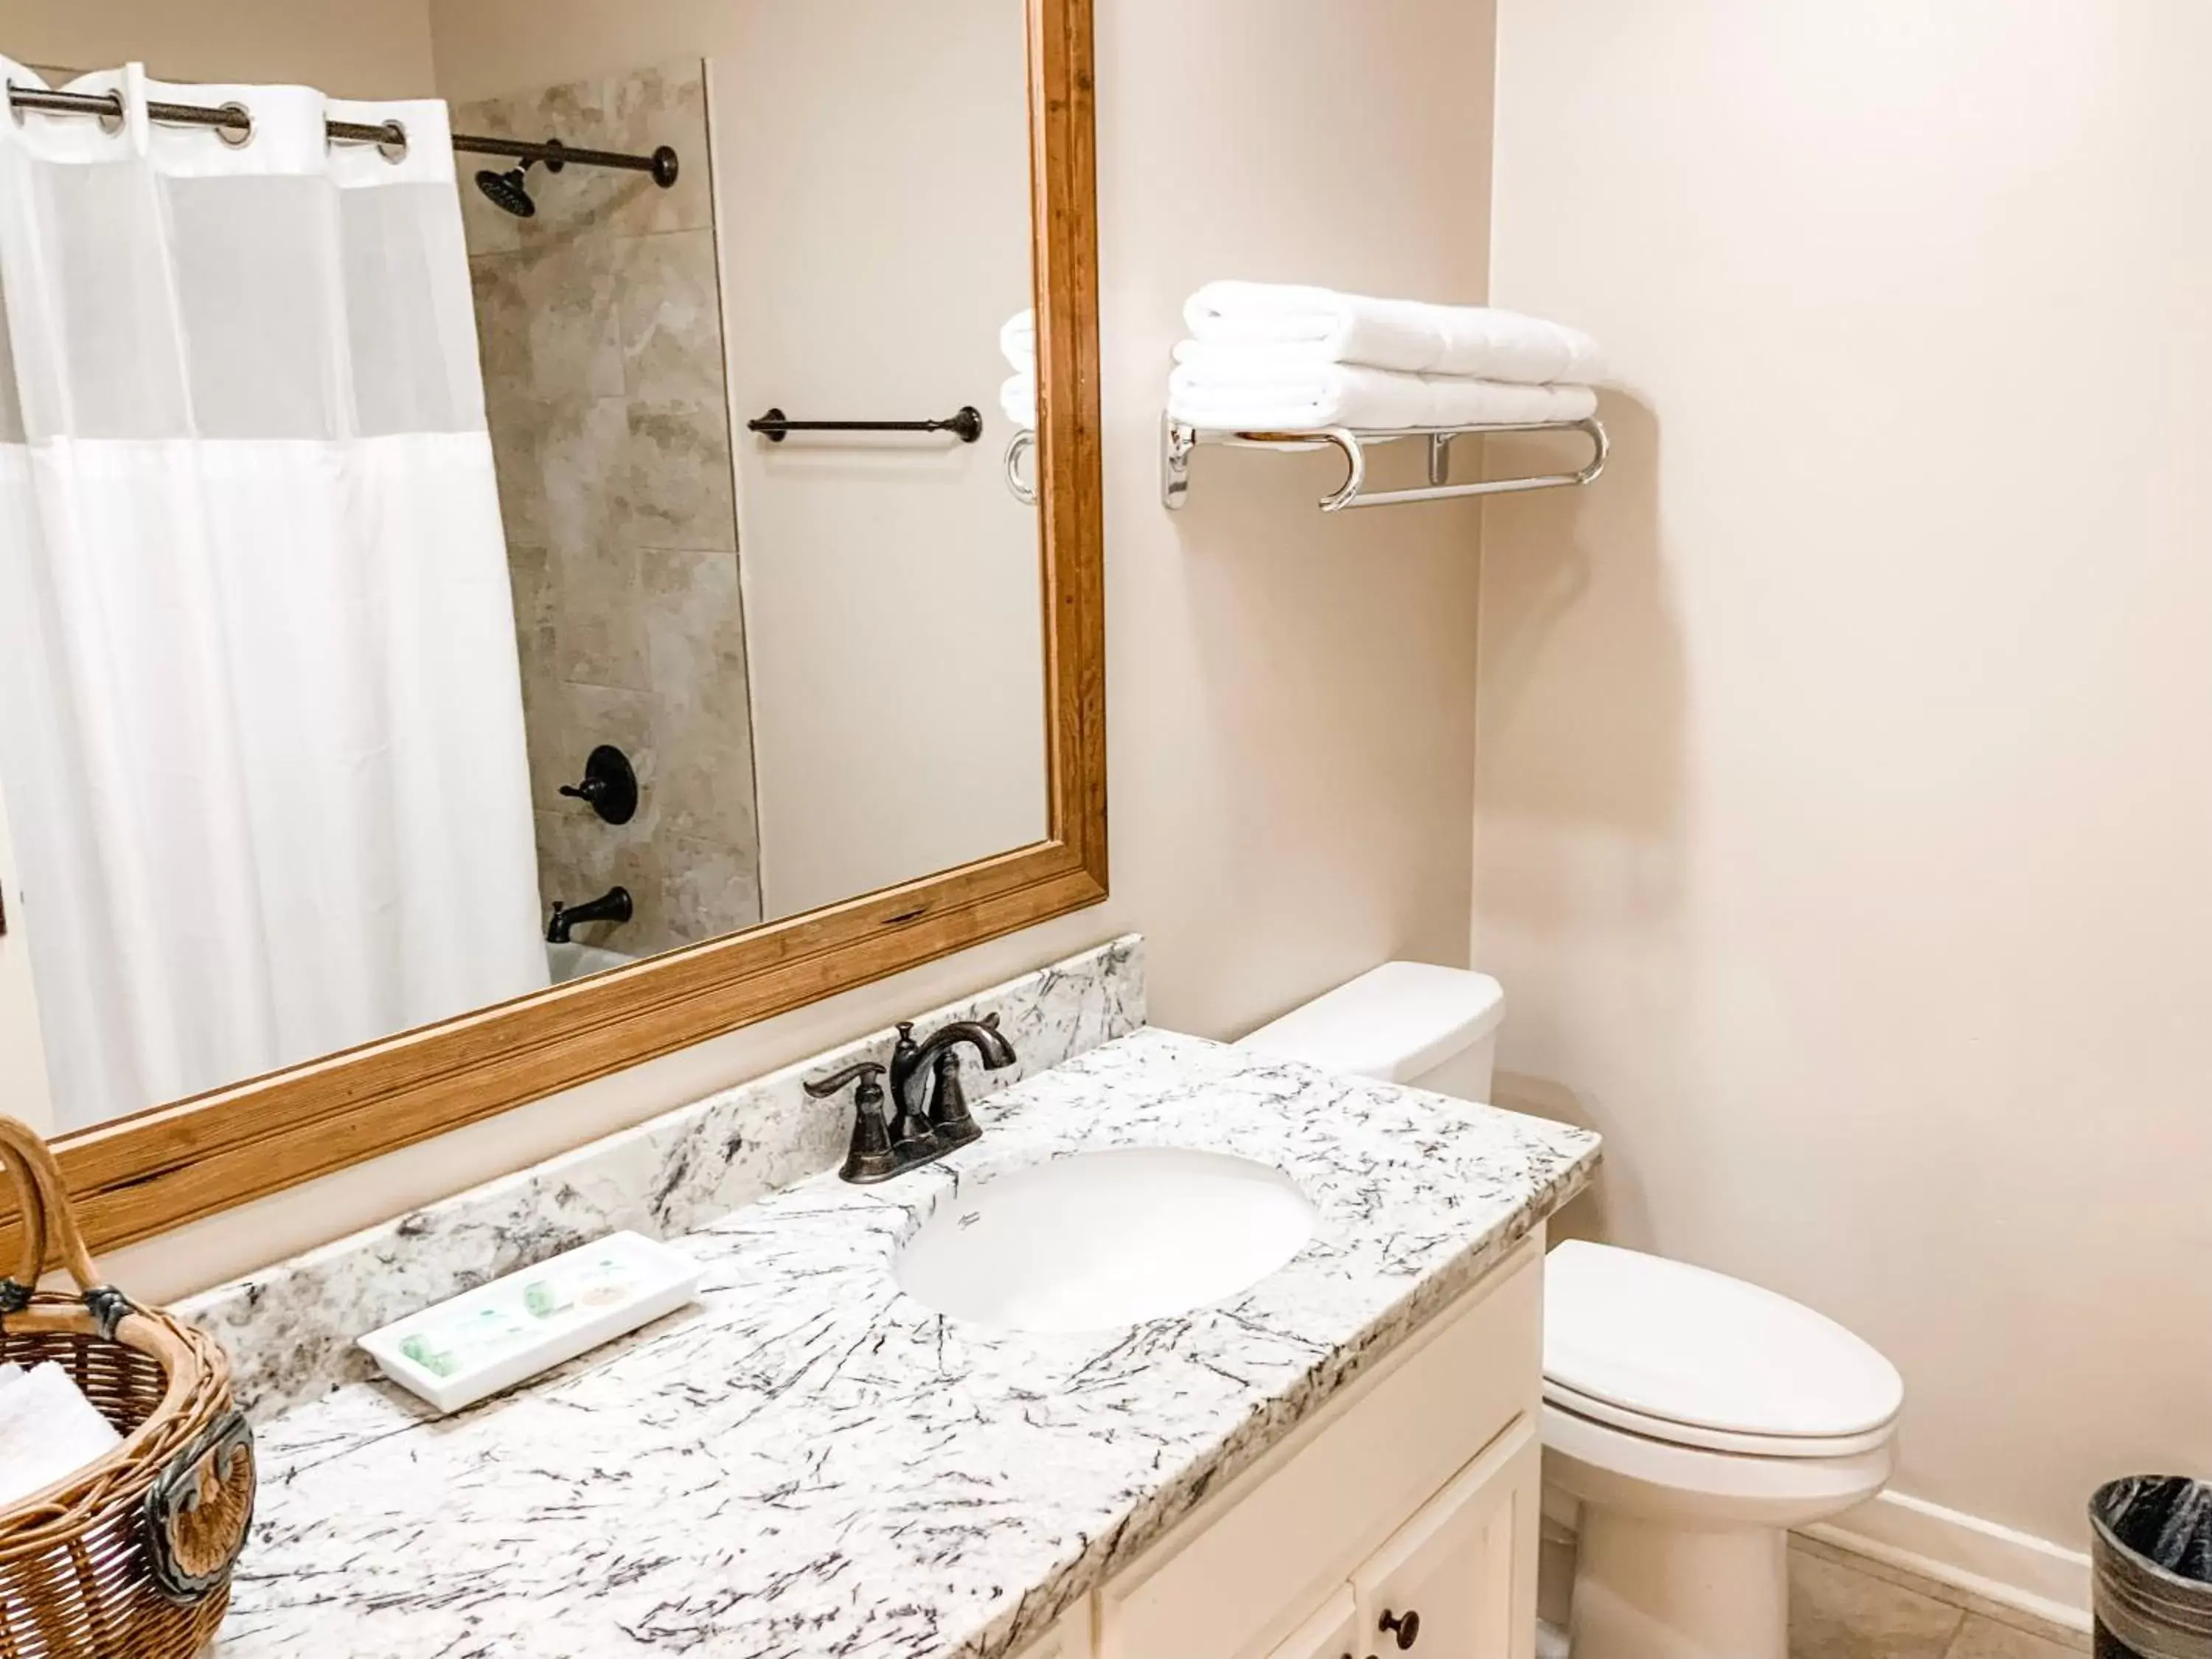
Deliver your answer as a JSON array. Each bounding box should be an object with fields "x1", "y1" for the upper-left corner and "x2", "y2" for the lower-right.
[{"x1": 1380, "y1": 1608, "x2": 1421, "y2": 1649}]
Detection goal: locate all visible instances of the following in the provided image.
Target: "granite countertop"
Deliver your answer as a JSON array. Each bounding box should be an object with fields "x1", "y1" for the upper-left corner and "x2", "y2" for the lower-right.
[{"x1": 212, "y1": 1027, "x2": 1600, "y2": 1659}]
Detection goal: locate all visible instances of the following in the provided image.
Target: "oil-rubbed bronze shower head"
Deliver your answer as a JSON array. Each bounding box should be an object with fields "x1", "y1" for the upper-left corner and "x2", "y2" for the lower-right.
[{"x1": 474, "y1": 163, "x2": 536, "y2": 218}]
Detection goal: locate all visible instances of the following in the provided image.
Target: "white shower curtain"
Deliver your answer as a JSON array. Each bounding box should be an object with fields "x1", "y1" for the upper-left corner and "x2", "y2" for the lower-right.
[{"x1": 0, "y1": 63, "x2": 549, "y2": 1131}]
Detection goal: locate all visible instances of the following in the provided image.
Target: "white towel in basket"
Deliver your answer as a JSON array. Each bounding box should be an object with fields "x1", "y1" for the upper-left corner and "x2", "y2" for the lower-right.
[{"x1": 0, "y1": 1360, "x2": 121, "y2": 1508}]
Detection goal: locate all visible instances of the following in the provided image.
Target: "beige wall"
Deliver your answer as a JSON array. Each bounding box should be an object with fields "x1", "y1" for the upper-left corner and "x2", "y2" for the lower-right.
[
  {"x1": 1, "y1": 1, "x2": 436, "y2": 97},
  {"x1": 712, "y1": 1, "x2": 1044, "y2": 921},
  {"x1": 435, "y1": 0, "x2": 1046, "y2": 924},
  {"x1": 1480, "y1": 1, "x2": 2212, "y2": 1550},
  {"x1": 115, "y1": 0, "x2": 1497, "y2": 1300}
]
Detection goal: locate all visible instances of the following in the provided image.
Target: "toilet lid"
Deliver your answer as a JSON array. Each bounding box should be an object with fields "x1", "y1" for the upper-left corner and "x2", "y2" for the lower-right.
[{"x1": 1543, "y1": 1242, "x2": 1904, "y2": 1444}]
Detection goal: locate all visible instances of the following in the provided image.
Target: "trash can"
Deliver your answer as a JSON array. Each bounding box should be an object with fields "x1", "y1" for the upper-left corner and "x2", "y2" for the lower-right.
[{"x1": 2092, "y1": 1477, "x2": 2212, "y2": 1659}]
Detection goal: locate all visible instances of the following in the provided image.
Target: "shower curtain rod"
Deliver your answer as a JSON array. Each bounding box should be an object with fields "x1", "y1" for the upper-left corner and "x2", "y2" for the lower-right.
[{"x1": 4, "y1": 83, "x2": 680, "y2": 187}]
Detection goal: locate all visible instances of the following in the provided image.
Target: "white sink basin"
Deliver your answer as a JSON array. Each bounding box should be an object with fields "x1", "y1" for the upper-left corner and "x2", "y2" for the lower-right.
[{"x1": 895, "y1": 1147, "x2": 1317, "y2": 1332}]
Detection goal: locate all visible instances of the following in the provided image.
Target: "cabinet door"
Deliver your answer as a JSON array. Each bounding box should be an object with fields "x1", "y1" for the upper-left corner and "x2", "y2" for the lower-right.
[
  {"x1": 1012, "y1": 1599, "x2": 1097, "y2": 1659},
  {"x1": 1262, "y1": 1586, "x2": 1362, "y2": 1659},
  {"x1": 1351, "y1": 1418, "x2": 1540, "y2": 1659}
]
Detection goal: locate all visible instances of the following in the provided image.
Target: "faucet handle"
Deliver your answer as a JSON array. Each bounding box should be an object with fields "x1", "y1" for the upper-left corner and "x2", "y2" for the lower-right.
[
  {"x1": 803, "y1": 1060, "x2": 886, "y2": 1099},
  {"x1": 928, "y1": 1047, "x2": 984, "y2": 1150},
  {"x1": 804, "y1": 1062, "x2": 898, "y2": 1184}
]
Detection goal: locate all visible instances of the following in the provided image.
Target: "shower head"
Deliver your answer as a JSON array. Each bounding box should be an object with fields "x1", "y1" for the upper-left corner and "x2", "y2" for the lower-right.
[{"x1": 475, "y1": 164, "x2": 537, "y2": 218}]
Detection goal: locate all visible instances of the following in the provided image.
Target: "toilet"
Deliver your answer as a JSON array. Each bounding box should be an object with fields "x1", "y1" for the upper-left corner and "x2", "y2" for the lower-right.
[{"x1": 1239, "y1": 962, "x2": 1904, "y2": 1659}]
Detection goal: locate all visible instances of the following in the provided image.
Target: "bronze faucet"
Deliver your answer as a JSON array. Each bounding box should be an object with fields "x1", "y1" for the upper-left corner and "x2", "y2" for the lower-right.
[{"x1": 805, "y1": 1014, "x2": 1018, "y2": 1184}]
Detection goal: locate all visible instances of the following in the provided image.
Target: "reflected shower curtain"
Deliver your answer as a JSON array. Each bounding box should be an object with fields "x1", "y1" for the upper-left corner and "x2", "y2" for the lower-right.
[{"x1": 0, "y1": 63, "x2": 548, "y2": 1130}]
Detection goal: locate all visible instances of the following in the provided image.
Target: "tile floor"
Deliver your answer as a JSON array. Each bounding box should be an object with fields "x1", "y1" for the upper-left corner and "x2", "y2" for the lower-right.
[{"x1": 1789, "y1": 1537, "x2": 2090, "y2": 1659}]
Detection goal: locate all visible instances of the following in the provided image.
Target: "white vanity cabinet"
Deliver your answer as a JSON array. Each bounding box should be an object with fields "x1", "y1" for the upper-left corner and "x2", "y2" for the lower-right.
[
  {"x1": 1261, "y1": 1587, "x2": 1363, "y2": 1659},
  {"x1": 1048, "y1": 1234, "x2": 1545, "y2": 1659},
  {"x1": 1350, "y1": 1419, "x2": 1541, "y2": 1659}
]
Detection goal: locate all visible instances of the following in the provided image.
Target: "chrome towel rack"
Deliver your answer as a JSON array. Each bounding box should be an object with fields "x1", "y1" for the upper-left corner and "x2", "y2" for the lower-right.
[
  {"x1": 1005, "y1": 430, "x2": 1037, "y2": 505},
  {"x1": 1161, "y1": 415, "x2": 1608, "y2": 512},
  {"x1": 748, "y1": 406, "x2": 984, "y2": 444}
]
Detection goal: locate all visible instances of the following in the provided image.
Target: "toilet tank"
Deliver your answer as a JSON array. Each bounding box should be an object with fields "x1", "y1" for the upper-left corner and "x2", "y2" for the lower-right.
[{"x1": 1235, "y1": 962, "x2": 1506, "y2": 1102}]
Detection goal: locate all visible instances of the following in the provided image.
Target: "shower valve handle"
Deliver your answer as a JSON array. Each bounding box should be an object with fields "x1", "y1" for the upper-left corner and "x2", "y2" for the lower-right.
[{"x1": 559, "y1": 745, "x2": 639, "y2": 825}]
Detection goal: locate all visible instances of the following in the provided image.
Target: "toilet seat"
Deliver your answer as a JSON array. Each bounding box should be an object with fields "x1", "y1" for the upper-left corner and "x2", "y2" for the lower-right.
[
  {"x1": 1543, "y1": 1241, "x2": 1904, "y2": 1457},
  {"x1": 1543, "y1": 1396, "x2": 1896, "y2": 1529},
  {"x1": 1543, "y1": 1376, "x2": 1896, "y2": 1459}
]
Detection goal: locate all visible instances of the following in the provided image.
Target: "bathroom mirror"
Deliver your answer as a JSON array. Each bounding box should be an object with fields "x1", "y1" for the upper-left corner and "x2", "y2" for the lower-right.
[{"x1": 0, "y1": 0, "x2": 1102, "y2": 1250}]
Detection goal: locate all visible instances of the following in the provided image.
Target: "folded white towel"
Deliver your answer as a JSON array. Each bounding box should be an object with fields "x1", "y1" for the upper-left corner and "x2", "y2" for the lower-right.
[
  {"x1": 999, "y1": 371, "x2": 1037, "y2": 431},
  {"x1": 1000, "y1": 309, "x2": 1036, "y2": 374},
  {"x1": 1181, "y1": 283, "x2": 1605, "y2": 386},
  {"x1": 1168, "y1": 361, "x2": 1597, "y2": 432},
  {"x1": 0, "y1": 1362, "x2": 122, "y2": 1508}
]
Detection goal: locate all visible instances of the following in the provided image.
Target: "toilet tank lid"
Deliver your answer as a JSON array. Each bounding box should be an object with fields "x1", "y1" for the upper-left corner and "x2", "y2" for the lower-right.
[{"x1": 1237, "y1": 962, "x2": 1506, "y2": 1085}]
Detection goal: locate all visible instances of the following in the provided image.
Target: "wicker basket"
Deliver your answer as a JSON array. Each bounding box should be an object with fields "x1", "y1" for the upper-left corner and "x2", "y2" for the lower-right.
[{"x1": 0, "y1": 1116, "x2": 254, "y2": 1658}]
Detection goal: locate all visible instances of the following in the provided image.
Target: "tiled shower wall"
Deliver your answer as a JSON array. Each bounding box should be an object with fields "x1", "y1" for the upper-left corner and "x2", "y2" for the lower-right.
[{"x1": 458, "y1": 61, "x2": 763, "y2": 958}]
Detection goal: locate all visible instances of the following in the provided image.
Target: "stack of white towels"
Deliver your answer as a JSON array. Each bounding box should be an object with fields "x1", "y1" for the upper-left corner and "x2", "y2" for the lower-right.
[
  {"x1": 1000, "y1": 309, "x2": 1037, "y2": 431},
  {"x1": 1167, "y1": 281, "x2": 1604, "y2": 431},
  {"x1": 0, "y1": 1358, "x2": 122, "y2": 1508}
]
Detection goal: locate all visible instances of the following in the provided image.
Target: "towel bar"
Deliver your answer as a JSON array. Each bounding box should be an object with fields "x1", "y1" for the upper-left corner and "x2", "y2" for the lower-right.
[
  {"x1": 748, "y1": 406, "x2": 984, "y2": 444},
  {"x1": 1006, "y1": 429, "x2": 1037, "y2": 505},
  {"x1": 1160, "y1": 415, "x2": 1607, "y2": 512}
]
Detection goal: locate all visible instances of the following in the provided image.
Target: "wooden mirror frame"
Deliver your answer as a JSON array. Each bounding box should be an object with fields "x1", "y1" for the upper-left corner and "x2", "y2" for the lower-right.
[{"x1": 32, "y1": 0, "x2": 1104, "y2": 1256}]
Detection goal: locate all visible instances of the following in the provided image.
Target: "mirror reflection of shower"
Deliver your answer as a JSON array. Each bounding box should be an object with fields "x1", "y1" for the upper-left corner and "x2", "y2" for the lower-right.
[
  {"x1": 474, "y1": 154, "x2": 556, "y2": 218},
  {"x1": 465, "y1": 134, "x2": 679, "y2": 218}
]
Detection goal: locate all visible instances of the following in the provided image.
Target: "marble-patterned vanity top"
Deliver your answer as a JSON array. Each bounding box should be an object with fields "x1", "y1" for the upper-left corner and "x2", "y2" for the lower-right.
[
  {"x1": 185, "y1": 936, "x2": 1146, "y2": 1420},
  {"x1": 213, "y1": 1027, "x2": 1599, "y2": 1659}
]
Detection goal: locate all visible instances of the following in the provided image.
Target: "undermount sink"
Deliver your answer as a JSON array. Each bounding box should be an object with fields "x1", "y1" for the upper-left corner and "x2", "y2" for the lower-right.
[{"x1": 895, "y1": 1147, "x2": 1317, "y2": 1332}]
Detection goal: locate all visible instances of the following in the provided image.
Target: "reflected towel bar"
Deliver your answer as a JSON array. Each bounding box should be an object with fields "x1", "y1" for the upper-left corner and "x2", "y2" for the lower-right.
[
  {"x1": 1161, "y1": 415, "x2": 1608, "y2": 512},
  {"x1": 1005, "y1": 430, "x2": 1038, "y2": 504},
  {"x1": 749, "y1": 406, "x2": 986, "y2": 445},
  {"x1": 4, "y1": 82, "x2": 680, "y2": 184}
]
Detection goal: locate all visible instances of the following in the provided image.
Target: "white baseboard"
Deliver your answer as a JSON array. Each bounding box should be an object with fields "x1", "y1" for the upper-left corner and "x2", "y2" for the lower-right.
[{"x1": 1804, "y1": 1489, "x2": 2093, "y2": 1635}]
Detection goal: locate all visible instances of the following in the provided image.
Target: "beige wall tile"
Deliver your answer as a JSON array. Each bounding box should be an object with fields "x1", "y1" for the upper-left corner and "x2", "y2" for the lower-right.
[
  {"x1": 538, "y1": 397, "x2": 647, "y2": 689},
  {"x1": 465, "y1": 60, "x2": 758, "y2": 974},
  {"x1": 467, "y1": 254, "x2": 530, "y2": 409},
  {"x1": 625, "y1": 401, "x2": 737, "y2": 552},
  {"x1": 549, "y1": 683, "x2": 655, "y2": 810},
  {"x1": 452, "y1": 97, "x2": 525, "y2": 257},
  {"x1": 639, "y1": 545, "x2": 759, "y2": 848},
  {"x1": 515, "y1": 77, "x2": 631, "y2": 240},
  {"x1": 484, "y1": 393, "x2": 549, "y2": 546},
  {"x1": 613, "y1": 62, "x2": 712, "y2": 237},
  {"x1": 618, "y1": 229, "x2": 726, "y2": 408},
  {"x1": 660, "y1": 832, "x2": 765, "y2": 943},
  {"x1": 513, "y1": 235, "x2": 626, "y2": 403},
  {"x1": 535, "y1": 803, "x2": 669, "y2": 955},
  {"x1": 505, "y1": 543, "x2": 563, "y2": 799},
  {"x1": 546, "y1": 541, "x2": 647, "y2": 692}
]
